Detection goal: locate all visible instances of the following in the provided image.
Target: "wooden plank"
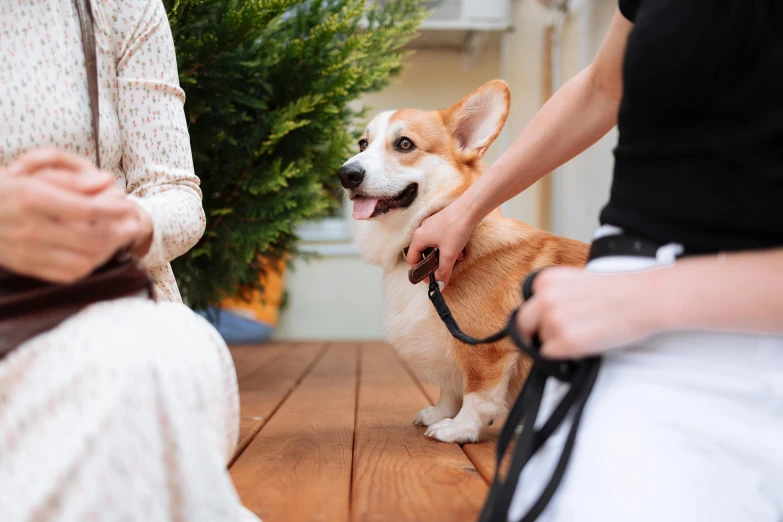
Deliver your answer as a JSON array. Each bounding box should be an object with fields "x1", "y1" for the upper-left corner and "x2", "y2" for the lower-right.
[
  {"x1": 230, "y1": 344, "x2": 358, "y2": 522},
  {"x1": 464, "y1": 432, "x2": 501, "y2": 484},
  {"x1": 230, "y1": 343, "x2": 287, "y2": 382},
  {"x1": 401, "y1": 358, "x2": 440, "y2": 406},
  {"x1": 237, "y1": 342, "x2": 326, "y2": 419},
  {"x1": 352, "y1": 343, "x2": 488, "y2": 522},
  {"x1": 238, "y1": 417, "x2": 260, "y2": 442},
  {"x1": 228, "y1": 344, "x2": 293, "y2": 464},
  {"x1": 230, "y1": 417, "x2": 265, "y2": 466},
  {"x1": 403, "y1": 351, "x2": 501, "y2": 485}
]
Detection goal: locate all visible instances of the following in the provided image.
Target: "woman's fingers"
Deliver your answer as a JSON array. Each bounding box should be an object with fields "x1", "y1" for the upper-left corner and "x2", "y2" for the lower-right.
[
  {"x1": 517, "y1": 297, "x2": 542, "y2": 344},
  {"x1": 406, "y1": 227, "x2": 460, "y2": 288},
  {"x1": 24, "y1": 214, "x2": 139, "y2": 259},
  {"x1": 11, "y1": 245, "x2": 103, "y2": 284},
  {"x1": 9, "y1": 147, "x2": 98, "y2": 176},
  {"x1": 433, "y1": 250, "x2": 458, "y2": 288},
  {"x1": 0, "y1": 177, "x2": 141, "y2": 282},
  {"x1": 406, "y1": 230, "x2": 431, "y2": 267},
  {"x1": 5, "y1": 218, "x2": 139, "y2": 283},
  {"x1": 516, "y1": 268, "x2": 585, "y2": 347},
  {"x1": 407, "y1": 207, "x2": 475, "y2": 288},
  {"x1": 8, "y1": 148, "x2": 111, "y2": 195},
  {"x1": 33, "y1": 167, "x2": 113, "y2": 195},
  {"x1": 14, "y1": 177, "x2": 136, "y2": 222}
]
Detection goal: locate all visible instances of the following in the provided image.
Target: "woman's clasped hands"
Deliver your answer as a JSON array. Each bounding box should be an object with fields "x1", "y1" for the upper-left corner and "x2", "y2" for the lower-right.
[{"x1": 0, "y1": 148, "x2": 152, "y2": 283}]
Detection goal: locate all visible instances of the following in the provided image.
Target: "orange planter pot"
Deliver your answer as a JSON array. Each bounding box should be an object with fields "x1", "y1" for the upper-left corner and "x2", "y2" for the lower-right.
[{"x1": 219, "y1": 258, "x2": 287, "y2": 328}]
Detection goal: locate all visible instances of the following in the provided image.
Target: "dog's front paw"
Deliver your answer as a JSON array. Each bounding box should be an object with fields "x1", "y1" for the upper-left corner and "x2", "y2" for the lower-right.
[
  {"x1": 424, "y1": 418, "x2": 480, "y2": 444},
  {"x1": 414, "y1": 406, "x2": 452, "y2": 427}
]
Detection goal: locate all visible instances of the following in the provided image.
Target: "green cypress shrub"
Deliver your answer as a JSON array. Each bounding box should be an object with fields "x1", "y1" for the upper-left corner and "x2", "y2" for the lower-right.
[{"x1": 164, "y1": 0, "x2": 427, "y2": 308}]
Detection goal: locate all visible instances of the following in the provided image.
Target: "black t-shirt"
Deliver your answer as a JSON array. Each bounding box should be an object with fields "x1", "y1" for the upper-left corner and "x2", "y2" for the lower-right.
[{"x1": 600, "y1": 0, "x2": 783, "y2": 254}]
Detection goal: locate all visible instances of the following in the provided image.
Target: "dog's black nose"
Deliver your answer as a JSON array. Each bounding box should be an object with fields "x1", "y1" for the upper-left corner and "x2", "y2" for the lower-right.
[{"x1": 337, "y1": 163, "x2": 365, "y2": 189}]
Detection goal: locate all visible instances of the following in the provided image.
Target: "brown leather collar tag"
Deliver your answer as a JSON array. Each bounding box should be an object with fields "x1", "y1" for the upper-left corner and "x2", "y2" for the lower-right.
[
  {"x1": 404, "y1": 247, "x2": 440, "y2": 285},
  {"x1": 403, "y1": 247, "x2": 467, "y2": 285}
]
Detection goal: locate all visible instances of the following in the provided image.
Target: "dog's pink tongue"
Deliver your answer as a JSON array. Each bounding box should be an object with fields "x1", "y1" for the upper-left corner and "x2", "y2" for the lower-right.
[{"x1": 352, "y1": 198, "x2": 379, "y2": 220}]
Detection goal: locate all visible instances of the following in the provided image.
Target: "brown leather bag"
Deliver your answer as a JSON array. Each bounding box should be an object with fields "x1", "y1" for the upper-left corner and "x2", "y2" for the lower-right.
[{"x1": 0, "y1": 0, "x2": 154, "y2": 359}]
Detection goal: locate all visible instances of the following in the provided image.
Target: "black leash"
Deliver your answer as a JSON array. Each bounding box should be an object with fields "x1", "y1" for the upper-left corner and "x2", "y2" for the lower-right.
[{"x1": 425, "y1": 268, "x2": 602, "y2": 522}]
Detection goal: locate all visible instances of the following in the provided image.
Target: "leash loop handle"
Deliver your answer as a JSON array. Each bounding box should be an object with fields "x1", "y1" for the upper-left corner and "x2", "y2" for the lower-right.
[{"x1": 474, "y1": 271, "x2": 601, "y2": 522}]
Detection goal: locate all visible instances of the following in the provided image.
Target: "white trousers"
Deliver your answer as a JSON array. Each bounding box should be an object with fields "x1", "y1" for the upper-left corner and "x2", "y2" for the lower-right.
[
  {"x1": 0, "y1": 298, "x2": 260, "y2": 522},
  {"x1": 508, "y1": 226, "x2": 783, "y2": 522}
]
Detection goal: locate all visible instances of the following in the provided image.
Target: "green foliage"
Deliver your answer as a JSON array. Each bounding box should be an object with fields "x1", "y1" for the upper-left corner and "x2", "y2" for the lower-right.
[{"x1": 164, "y1": 0, "x2": 427, "y2": 308}]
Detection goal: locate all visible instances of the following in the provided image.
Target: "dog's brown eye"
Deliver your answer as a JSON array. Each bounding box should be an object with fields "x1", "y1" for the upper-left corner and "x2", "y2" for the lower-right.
[
  {"x1": 398, "y1": 137, "x2": 415, "y2": 151},
  {"x1": 358, "y1": 139, "x2": 368, "y2": 152}
]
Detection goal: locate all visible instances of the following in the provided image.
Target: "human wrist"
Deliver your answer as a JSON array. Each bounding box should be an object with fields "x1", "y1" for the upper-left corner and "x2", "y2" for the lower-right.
[
  {"x1": 131, "y1": 204, "x2": 154, "y2": 257},
  {"x1": 634, "y1": 267, "x2": 690, "y2": 335},
  {"x1": 453, "y1": 184, "x2": 491, "y2": 230}
]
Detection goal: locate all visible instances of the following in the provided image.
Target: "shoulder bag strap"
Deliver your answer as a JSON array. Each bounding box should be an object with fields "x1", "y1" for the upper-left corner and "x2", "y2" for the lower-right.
[{"x1": 74, "y1": 0, "x2": 101, "y2": 168}]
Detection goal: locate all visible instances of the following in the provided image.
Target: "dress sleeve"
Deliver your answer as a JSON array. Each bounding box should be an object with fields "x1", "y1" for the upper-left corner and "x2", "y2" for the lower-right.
[
  {"x1": 619, "y1": 0, "x2": 641, "y2": 22},
  {"x1": 110, "y1": 0, "x2": 206, "y2": 268}
]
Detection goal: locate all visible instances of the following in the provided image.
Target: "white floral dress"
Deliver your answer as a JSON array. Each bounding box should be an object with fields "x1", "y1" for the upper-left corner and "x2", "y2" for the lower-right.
[{"x1": 0, "y1": 2, "x2": 257, "y2": 521}]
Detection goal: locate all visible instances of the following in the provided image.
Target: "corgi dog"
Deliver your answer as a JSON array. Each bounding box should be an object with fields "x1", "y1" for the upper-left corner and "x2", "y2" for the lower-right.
[{"x1": 338, "y1": 80, "x2": 589, "y2": 443}]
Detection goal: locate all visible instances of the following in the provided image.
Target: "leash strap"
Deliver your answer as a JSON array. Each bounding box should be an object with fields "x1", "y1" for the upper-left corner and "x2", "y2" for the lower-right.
[
  {"x1": 419, "y1": 256, "x2": 601, "y2": 522},
  {"x1": 478, "y1": 318, "x2": 601, "y2": 522},
  {"x1": 427, "y1": 272, "x2": 508, "y2": 344}
]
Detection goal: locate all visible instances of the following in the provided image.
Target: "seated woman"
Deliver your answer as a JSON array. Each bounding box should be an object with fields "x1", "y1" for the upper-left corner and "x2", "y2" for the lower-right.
[{"x1": 0, "y1": 1, "x2": 257, "y2": 520}]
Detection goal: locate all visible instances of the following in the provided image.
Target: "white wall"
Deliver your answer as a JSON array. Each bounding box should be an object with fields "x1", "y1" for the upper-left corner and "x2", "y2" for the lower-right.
[
  {"x1": 551, "y1": 0, "x2": 617, "y2": 243},
  {"x1": 500, "y1": 0, "x2": 550, "y2": 228}
]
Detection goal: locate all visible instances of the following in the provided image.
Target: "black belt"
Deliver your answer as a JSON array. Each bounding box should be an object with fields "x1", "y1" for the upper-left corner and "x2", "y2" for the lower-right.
[{"x1": 587, "y1": 232, "x2": 689, "y2": 262}]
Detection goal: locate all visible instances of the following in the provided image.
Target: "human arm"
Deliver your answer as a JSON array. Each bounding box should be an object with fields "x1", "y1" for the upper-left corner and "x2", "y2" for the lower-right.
[
  {"x1": 516, "y1": 249, "x2": 783, "y2": 359},
  {"x1": 407, "y1": 10, "x2": 634, "y2": 286},
  {"x1": 111, "y1": 0, "x2": 206, "y2": 266}
]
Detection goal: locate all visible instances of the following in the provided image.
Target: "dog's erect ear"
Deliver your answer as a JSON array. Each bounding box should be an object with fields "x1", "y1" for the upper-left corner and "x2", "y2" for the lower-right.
[{"x1": 441, "y1": 80, "x2": 510, "y2": 158}]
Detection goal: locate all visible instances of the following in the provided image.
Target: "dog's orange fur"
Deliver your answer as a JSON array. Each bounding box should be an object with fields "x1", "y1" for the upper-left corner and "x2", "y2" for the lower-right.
[
  {"x1": 443, "y1": 216, "x2": 588, "y2": 406},
  {"x1": 346, "y1": 80, "x2": 589, "y2": 443}
]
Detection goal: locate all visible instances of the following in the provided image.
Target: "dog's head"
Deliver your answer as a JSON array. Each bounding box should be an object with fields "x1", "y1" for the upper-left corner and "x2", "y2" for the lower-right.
[{"x1": 338, "y1": 80, "x2": 510, "y2": 267}]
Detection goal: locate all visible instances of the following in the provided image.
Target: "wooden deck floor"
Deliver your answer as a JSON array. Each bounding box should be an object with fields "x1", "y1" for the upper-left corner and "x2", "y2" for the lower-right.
[{"x1": 229, "y1": 342, "x2": 498, "y2": 522}]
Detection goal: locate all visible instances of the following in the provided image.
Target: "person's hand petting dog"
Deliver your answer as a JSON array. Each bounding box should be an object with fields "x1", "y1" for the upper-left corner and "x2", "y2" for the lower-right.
[
  {"x1": 406, "y1": 199, "x2": 473, "y2": 288},
  {"x1": 0, "y1": 148, "x2": 153, "y2": 284}
]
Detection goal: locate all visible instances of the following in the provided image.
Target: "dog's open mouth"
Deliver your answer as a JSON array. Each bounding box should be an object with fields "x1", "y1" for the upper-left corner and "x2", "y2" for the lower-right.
[{"x1": 352, "y1": 183, "x2": 418, "y2": 220}]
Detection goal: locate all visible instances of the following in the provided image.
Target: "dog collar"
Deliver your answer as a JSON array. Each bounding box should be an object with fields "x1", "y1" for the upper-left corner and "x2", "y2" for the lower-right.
[{"x1": 401, "y1": 247, "x2": 466, "y2": 285}]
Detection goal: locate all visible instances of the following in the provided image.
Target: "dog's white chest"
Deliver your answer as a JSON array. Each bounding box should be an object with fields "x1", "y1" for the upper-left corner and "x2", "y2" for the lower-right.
[
  {"x1": 382, "y1": 269, "x2": 431, "y2": 338},
  {"x1": 381, "y1": 266, "x2": 457, "y2": 385}
]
